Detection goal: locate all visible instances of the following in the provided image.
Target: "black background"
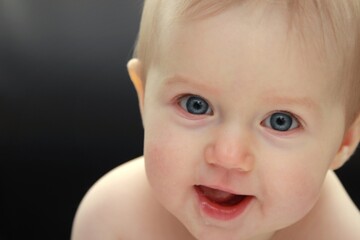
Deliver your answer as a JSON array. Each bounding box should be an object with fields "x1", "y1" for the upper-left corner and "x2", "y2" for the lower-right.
[{"x1": 0, "y1": 1, "x2": 359, "y2": 239}]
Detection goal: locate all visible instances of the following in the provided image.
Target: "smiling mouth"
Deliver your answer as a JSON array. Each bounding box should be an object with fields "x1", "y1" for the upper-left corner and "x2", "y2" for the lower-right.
[
  {"x1": 195, "y1": 185, "x2": 247, "y2": 206},
  {"x1": 194, "y1": 185, "x2": 253, "y2": 220}
]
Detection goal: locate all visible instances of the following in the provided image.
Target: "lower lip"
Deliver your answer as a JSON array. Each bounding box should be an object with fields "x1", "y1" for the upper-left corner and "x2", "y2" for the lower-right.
[{"x1": 195, "y1": 186, "x2": 253, "y2": 221}]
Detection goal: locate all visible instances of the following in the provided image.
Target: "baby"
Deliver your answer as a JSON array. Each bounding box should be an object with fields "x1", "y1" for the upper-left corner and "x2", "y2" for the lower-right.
[{"x1": 72, "y1": 1, "x2": 360, "y2": 239}]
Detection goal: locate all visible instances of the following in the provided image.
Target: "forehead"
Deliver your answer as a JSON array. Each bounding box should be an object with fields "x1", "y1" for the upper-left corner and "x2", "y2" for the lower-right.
[
  {"x1": 158, "y1": 2, "x2": 337, "y2": 83},
  {"x1": 149, "y1": 2, "x2": 343, "y2": 112}
]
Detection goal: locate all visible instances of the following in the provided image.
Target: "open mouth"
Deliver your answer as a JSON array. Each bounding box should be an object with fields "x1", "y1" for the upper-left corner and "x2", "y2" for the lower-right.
[
  {"x1": 196, "y1": 185, "x2": 246, "y2": 206},
  {"x1": 194, "y1": 185, "x2": 252, "y2": 220}
]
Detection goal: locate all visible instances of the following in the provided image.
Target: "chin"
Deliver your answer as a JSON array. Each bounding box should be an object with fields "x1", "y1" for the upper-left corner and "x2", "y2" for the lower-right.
[
  {"x1": 196, "y1": 230, "x2": 243, "y2": 240},
  {"x1": 187, "y1": 223, "x2": 249, "y2": 240}
]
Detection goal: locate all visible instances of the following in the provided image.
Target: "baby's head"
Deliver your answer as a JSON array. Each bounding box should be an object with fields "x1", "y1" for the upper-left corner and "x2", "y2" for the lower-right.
[
  {"x1": 128, "y1": 1, "x2": 360, "y2": 239},
  {"x1": 133, "y1": 0, "x2": 360, "y2": 126}
]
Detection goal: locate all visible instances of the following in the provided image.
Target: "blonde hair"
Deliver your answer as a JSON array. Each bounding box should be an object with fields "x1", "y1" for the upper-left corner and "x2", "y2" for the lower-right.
[{"x1": 133, "y1": 0, "x2": 360, "y2": 125}]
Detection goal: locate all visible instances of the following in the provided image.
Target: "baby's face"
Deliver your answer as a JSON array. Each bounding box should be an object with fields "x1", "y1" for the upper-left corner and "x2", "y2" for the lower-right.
[{"x1": 141, "y1": 3, "x2": 346, "y2": 240}]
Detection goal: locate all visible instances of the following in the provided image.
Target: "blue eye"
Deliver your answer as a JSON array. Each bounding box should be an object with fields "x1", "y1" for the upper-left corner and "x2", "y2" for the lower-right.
[
  {"x1": 264, "y1": 112, "x2": 299, "y2": 131},
  {"x1": 179, "y1": 95, "x2": 212, "y2": 115}
]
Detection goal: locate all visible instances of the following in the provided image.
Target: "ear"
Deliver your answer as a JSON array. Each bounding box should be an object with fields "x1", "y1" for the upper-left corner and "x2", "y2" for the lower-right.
[
  {"x1": 127, "y1": 58, "x2": 145, "y2": 116},
  {"x1": 330, "y1": 114, "x2": 360, "y2": 170}
]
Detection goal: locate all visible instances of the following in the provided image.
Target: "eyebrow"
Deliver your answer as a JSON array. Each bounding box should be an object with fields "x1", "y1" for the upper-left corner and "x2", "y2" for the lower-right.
[
  {"x1": 163, "y1": 75, "x2": 220, "y2": 95},
  {"x1": 261, "y1": 95, "x2": 319, "y2": 113}
]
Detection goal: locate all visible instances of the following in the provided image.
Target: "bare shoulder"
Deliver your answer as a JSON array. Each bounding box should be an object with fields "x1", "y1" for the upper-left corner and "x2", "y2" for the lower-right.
[
  {"x1": 71, "y1": 157, "x2": 193, "y2": 240},
  {"x1": 71, "y1": 157, "x2": 151, "y2": 240},
  {"x1": 310, "y1": 171, "x2": 360, "y2": 240},
  {"x1": 322, "y1": 171, "x2": 360, "y2": 239}
]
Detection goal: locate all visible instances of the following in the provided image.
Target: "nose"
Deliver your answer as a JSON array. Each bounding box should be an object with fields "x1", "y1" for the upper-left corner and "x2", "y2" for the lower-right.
[{"x1": 204, "y1": 127, "x2": 255, "y2": 172}]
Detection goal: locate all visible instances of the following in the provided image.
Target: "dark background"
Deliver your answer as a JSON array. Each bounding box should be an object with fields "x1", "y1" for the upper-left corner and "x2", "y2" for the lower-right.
[{"x1": 0, "y1": 1, "x2": 359, "y2": 239}]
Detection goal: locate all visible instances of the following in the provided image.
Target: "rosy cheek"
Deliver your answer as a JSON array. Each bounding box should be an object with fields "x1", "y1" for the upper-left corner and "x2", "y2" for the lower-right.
[
  {"x1": 269, "y1": 169, "x2": 322, "y2": 217},
  {"x1": 144, "y1": 130, "x2": 177, "y2": 179},
  {"x1": 144, "y1": 140, "x2": 167, "y2": 177}
]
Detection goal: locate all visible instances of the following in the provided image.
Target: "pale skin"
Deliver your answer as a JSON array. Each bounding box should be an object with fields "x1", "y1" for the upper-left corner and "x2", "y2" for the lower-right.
[{"x1": 72, "y1": 3, "x2": 360, "y2": 240}]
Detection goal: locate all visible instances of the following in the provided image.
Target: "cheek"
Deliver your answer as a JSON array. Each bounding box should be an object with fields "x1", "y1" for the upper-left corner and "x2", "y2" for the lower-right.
[
  {"x1": 270, "y1": 169, "x2": 322, "y2": 205},
  {"x1": 260, "y1": 144, "x2": 333, "y2": 221},
  {"x1": 260, "y1": 168, "x2": 323, "y2": 229},
  {"x1": 144, "y1": 127, "x2": 175, "y2": 187},
  {"x1": 143, "y1": 121, "x2": 192, "y2": 196}
]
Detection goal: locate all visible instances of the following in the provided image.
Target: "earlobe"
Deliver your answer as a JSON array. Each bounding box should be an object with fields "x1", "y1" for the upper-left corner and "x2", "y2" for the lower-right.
[
  {"x1": 127, "y1": 58, "x2": 145, "y2": 116},
  {"x1": 331, "y1": 147, "x2": 350, "y2": 170},
  {"x1": 330, "y1": 114, "x2": 360, "y2": 170}
]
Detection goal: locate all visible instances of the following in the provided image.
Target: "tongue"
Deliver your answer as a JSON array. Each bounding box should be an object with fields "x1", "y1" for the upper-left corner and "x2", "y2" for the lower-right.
[{"x1": 199, "y1": 186, "x2": 237, "y2": 204}]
